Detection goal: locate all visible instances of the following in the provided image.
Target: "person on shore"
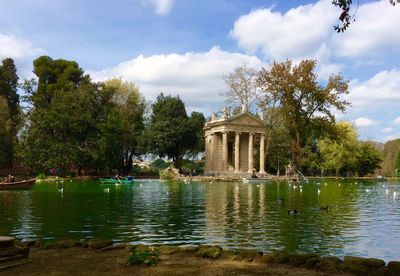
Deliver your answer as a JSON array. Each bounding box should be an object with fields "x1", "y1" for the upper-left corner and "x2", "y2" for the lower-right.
[{"x1": 251, "y1": 169, "x2": 258, "y2": 179}]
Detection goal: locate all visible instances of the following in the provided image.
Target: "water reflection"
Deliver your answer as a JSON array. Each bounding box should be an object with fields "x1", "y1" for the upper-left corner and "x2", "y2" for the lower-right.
[{"x1": 0, "y1": 179, "x2": 399, "y2": 261}]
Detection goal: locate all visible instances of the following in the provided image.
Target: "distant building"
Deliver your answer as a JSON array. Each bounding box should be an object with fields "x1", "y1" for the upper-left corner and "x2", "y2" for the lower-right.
[{"x1": 203, "y1": 110, "x2": 267, "y2": 175}]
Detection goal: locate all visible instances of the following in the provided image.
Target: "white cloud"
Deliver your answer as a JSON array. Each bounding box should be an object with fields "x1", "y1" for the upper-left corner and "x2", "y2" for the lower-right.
[
  {"x1": 354, "y1": 117, "x2": 378, "y2": 127},
  {"x1": 382, "y1": 127, "x2": 393, "y2": 133},
  {"x1": 147, "y1": 0, "x2": 174, "y2": 15},
  {"x1": 384, "y1": 133, "x2": 400, "y2": 142},
  {"x1": 90, "y1": 47, "x2": 264, "y2": 114},
  {"x1": 0, "y1": 33, "x2": 44, "y2": 78},
  {"x1": 230, "y1": 0, "x2": 337, "y2": 60},
  {"x1": 347, "y1": 69, "x2": 400, "y2": 108},
  {"x1": 394, "y1": 117, "x2": 400, "y2": 125},
  {"x1": 0, "y1": 33, "x2": 42, "y2": 60},
  {"x1": 332, "y1": 0, "x2": 400, "y2": 57},
  {"x1": 231, "y1": 0, "x2": 400, "y2": 61}
]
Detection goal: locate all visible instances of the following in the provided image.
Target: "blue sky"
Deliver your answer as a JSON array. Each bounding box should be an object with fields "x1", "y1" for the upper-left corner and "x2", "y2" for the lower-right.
[{"x1": 0, "y1": 0, "x2": 399, "y2": 142}]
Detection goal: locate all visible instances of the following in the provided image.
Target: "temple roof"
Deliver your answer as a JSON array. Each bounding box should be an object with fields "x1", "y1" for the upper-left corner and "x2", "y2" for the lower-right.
[{"x1": 204, "y1": 111, "x2": 266, "y2": 134}]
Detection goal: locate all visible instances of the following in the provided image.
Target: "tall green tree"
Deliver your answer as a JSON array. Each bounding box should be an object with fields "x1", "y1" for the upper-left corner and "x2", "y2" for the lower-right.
[
  {"x1": 355, "y1": 143, "x2": 382, "y2": 177},
  {"x1": 145, "y1": 94, "x2": 204, "y2": 166},
  {"x1": 318, "y1": 122, "x2": 358, "y2": 176},
  {"x1": 257, "y1": 60, "x2": 349, "y2": 171},
  {"x1": 0, "y1": 58, "x2": 20, "y2": 167},
  {"x1": 104, "y1": 78, "x2": 146, "y2": 174}
]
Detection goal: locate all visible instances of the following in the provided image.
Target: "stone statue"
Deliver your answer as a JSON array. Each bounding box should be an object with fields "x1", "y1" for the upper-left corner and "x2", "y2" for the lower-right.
[{"x1": 222, "y1": 107, "x2": 228, "y2": 118}]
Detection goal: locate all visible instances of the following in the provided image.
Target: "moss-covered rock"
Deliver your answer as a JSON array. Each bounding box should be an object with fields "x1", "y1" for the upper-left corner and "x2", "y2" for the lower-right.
[
  {"x1": 132, "y1": 244, "x2": 150, "y2": 252},
  {"x1": 273, "y1": 251, "x2": 292, "y2": 264},
  {"x1": 236, "y1": 250, "x2": 262, "y2": 262},
  {"x1": 303, "y1": 254, "x2": 321, "y2": 268},
  {"x1": 288, "y1": 254, "x2": 307, "y2": 267},
  {"x1": 317, "y1": 256, "x2": 342, "y2": 273},
  {"x1": 47, "y1": 240, "x2": 81, "y2": 249},
  {"x1": 195, "y1": 245, "x2": 222, "y2": 259},
  {"x1": 83, "y1": 238, "x2": 113, "y2": 249},
  {"x1": 257, "y1": 253, "x2": 276, "y2": 264},
  {"x1": 178, "y1": 246, "x2": 198, "y2": 254},
  {"x1": 220, "y1": 250, "x2": 239, "y2": 261},
  {"x1": 341, "y1": 256, "x2": 385, "y2": 274},
  {"x1": 386, "y1": 261, "x2": 400, "y2": 275},
  {"x1": 159, "y1": 245, "x2": 179, "y2": 255}
]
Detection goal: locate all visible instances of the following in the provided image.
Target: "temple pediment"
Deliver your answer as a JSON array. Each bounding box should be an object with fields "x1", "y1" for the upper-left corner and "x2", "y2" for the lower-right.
[{"x1": 226, "y1": 112, "x2": 265, "y2": 127}]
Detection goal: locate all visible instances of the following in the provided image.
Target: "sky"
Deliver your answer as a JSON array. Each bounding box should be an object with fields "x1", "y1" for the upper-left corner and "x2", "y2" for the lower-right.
[{"x1": 0, "y1": 0, "x2": 399, "y2": 142}]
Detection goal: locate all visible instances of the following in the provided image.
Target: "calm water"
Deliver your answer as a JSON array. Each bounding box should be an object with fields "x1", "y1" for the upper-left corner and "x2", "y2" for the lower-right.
[{"x1": 1, "y1": 179, "x2": 400, "y2": 261}]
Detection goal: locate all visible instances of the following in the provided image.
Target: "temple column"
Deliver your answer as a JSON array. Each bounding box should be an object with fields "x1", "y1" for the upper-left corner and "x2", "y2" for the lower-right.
[
  {"x1": 234, "y1": 132, "x2": 240, "y2": 173},
  {"x1": 259, "y1": 133, "x2": 266, "y2": 174},
  {"x1": 210, "y1": 133, "x2": 215, "y2": 171},
  {"x1": 222, "y1": 131, "x2": 228, "y2": 171},
  {"x1": 247, "y1": 132, "x2": 254, "y2": 173}
]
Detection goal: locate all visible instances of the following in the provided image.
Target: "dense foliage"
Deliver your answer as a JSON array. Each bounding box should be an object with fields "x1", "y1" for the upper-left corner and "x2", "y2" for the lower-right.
[
  {"x1": 0, "y1": 58, "x2": 20, "y2": 167},
  {"x1": 17, "y1": 56, "x2": 146, "y2": 175},
  {"x1": 144, "y1": 94, "x2": 205, "y2": 166}
]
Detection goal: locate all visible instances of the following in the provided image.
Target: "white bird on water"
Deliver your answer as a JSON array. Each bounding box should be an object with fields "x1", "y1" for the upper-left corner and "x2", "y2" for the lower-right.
[
  {"x1": 386, "y1": 189, "x2": 389, "y2": 195},
  {"x1": 318, "y1": 189, "x2": 321, "y2": 196},
  {"x1": 140, "y1": 183, "x2": 143, "y2": 187},
  {"x1": 58, "y1": 188, "x2": 63, "y2": 193},
  {"x1": 104, "y1": 188, "x2": 110, "y2": 193},
  {"x1": 394, "y1": 192, "x2": 398, "y2": 199}
]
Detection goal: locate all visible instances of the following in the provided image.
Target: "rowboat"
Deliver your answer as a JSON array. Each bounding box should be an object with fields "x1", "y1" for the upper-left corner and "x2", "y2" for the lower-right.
[
  {"x1": 0, "y1": 178, "x2": 36, "y2": 190},
  {"x1": 242, "y1": 177, "x2": 270, "y2": 184},
  {"x1": 99, "y1": 178, "x2": 134, "y2": 184}
]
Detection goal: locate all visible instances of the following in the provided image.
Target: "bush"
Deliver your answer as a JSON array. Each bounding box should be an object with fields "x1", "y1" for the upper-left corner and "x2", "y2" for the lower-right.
[
  {"x1": 126, "y1": 249, "x2": 160, "y2": 266},
  {"x1": 151, "y1": 159, "x2": 169, "y2": 170},
  {"x1": 159, "y1": 169, "x2": 176, "y2": 180},
  {"x1": 36, "y1": 173, "x2": 47, "y2": 180}
]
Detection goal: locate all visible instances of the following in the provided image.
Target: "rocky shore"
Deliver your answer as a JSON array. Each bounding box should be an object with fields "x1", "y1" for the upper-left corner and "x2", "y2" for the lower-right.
[{"x1": 1, "y1": 238, "x2": 399, "y2": 275}]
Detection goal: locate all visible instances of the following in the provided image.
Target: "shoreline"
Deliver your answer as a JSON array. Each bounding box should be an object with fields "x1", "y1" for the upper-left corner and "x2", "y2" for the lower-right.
[{"x1": 2, "y1": 239, "x2": 399, "y2": 275}]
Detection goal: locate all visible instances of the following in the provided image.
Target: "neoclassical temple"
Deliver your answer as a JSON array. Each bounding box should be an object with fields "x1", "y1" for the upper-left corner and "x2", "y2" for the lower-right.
[{"x1": 204, "y1": 110, "x2": 267, "y2": 175}]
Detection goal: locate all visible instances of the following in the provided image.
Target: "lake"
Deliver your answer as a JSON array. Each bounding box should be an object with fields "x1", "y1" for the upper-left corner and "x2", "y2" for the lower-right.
[{"x1": 1, "y1": 178, "x2": 399, "y2": 261}]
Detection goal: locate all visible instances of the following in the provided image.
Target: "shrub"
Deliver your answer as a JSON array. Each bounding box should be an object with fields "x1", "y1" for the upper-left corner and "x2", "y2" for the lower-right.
[
  {"x1": 36, "y1": 173, "x2": 47, "y2": 180},
  {"x1": 126, "y1": 249, "x2": 160, "y2": 266}
]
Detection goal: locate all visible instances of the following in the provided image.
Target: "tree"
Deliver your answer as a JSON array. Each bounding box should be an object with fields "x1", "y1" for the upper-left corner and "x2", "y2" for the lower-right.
[
  {"x1": 186, "y1": 111, "x2": 206, "y2": 157},
  {"x1": 18, "y1": 57, "x2": 144, "y2": 175},
  {"x1": 222, "y1": 65, "x2": 258, "y2": 113},
  {"x1": 0, "y1": 96, "x2": 12, "y2": 166},
  {"x1": 318, "y1": 122, "x2": 358, "y2": 176},
  {"x1": 145, "y1": 94, "x2": 203, "y2": 166},
  {"x1": 104, "y1": 78, "x2": 146, "y2": 174},
  {"x1": 31, "y1": 56, "x2": 88, "y2": 108},
  {"x1": 333, "y1": 0, "x2": 400, "y2": 32},
  {"x1": 355, "y1": 143, "x2": 382, "y2": 177},
  {"x1": 395, "y1": 152, "x2": 400, "y2": 176},
  {"x1": 257, "y1": 60, "x2": 349, "y2": 171},
  {"x1": 0, "y1": 58, "x2": 20, "y2": 167}
]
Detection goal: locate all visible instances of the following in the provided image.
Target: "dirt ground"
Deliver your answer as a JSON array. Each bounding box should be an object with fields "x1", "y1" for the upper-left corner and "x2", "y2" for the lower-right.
[{"x1": 1, "y1": 247, "x2": 350, "y2": 276}]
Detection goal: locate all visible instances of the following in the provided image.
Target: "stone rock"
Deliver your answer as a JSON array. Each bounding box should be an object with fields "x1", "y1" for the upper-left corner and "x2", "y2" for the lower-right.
[
  {"x1": 386, "y1": 261, "x2": 400, "y2": 275},
  {"x1": 317, "y1": 256, "x2": 342, "y2": 273},
  {"x1": 273, "y1": 251, "x2": 291, "y2": 264},
  {"x1": 83, "y1": 238, "x2": 113, "y2": 250},
  {"x1": 178, "y1": 246, "x2": 198, "y2": 254},
  {"x1": 47, "y1": 240, "x2": 81, "y2": 249},
  {"x1": 236, "y1": 250, "x2": 262, "y2": 262},
  {"x1": 221, "y1": 250, "x2": 239, "y2": 261},
  {"x1": 159, "y1": 245, "x2": 179, "y2": 255},
  {"x1": 257, "y1": 253, "x2": 276, "y2": 264},
  {"x1": 303, "y1": 254, "x2": 321, "y2": 268},
  {"x1": 289, "y1": 254, "x2": 308, "y2": 267},
  {"x1": 132, "y1": 244, "x2": 150, "y2": 252},
  {"x1": 99, "y1": 243, "x2": 126, "y2": 252},
  {"x1": 25, "y1": 240, "x2": 42, "y2": 248},
  {"x1": 341, "y1": 256, "x2": 385, "y2": 274},
  {"x1": 195, "y1": 245, "x2": 222, "y2": 259}
]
